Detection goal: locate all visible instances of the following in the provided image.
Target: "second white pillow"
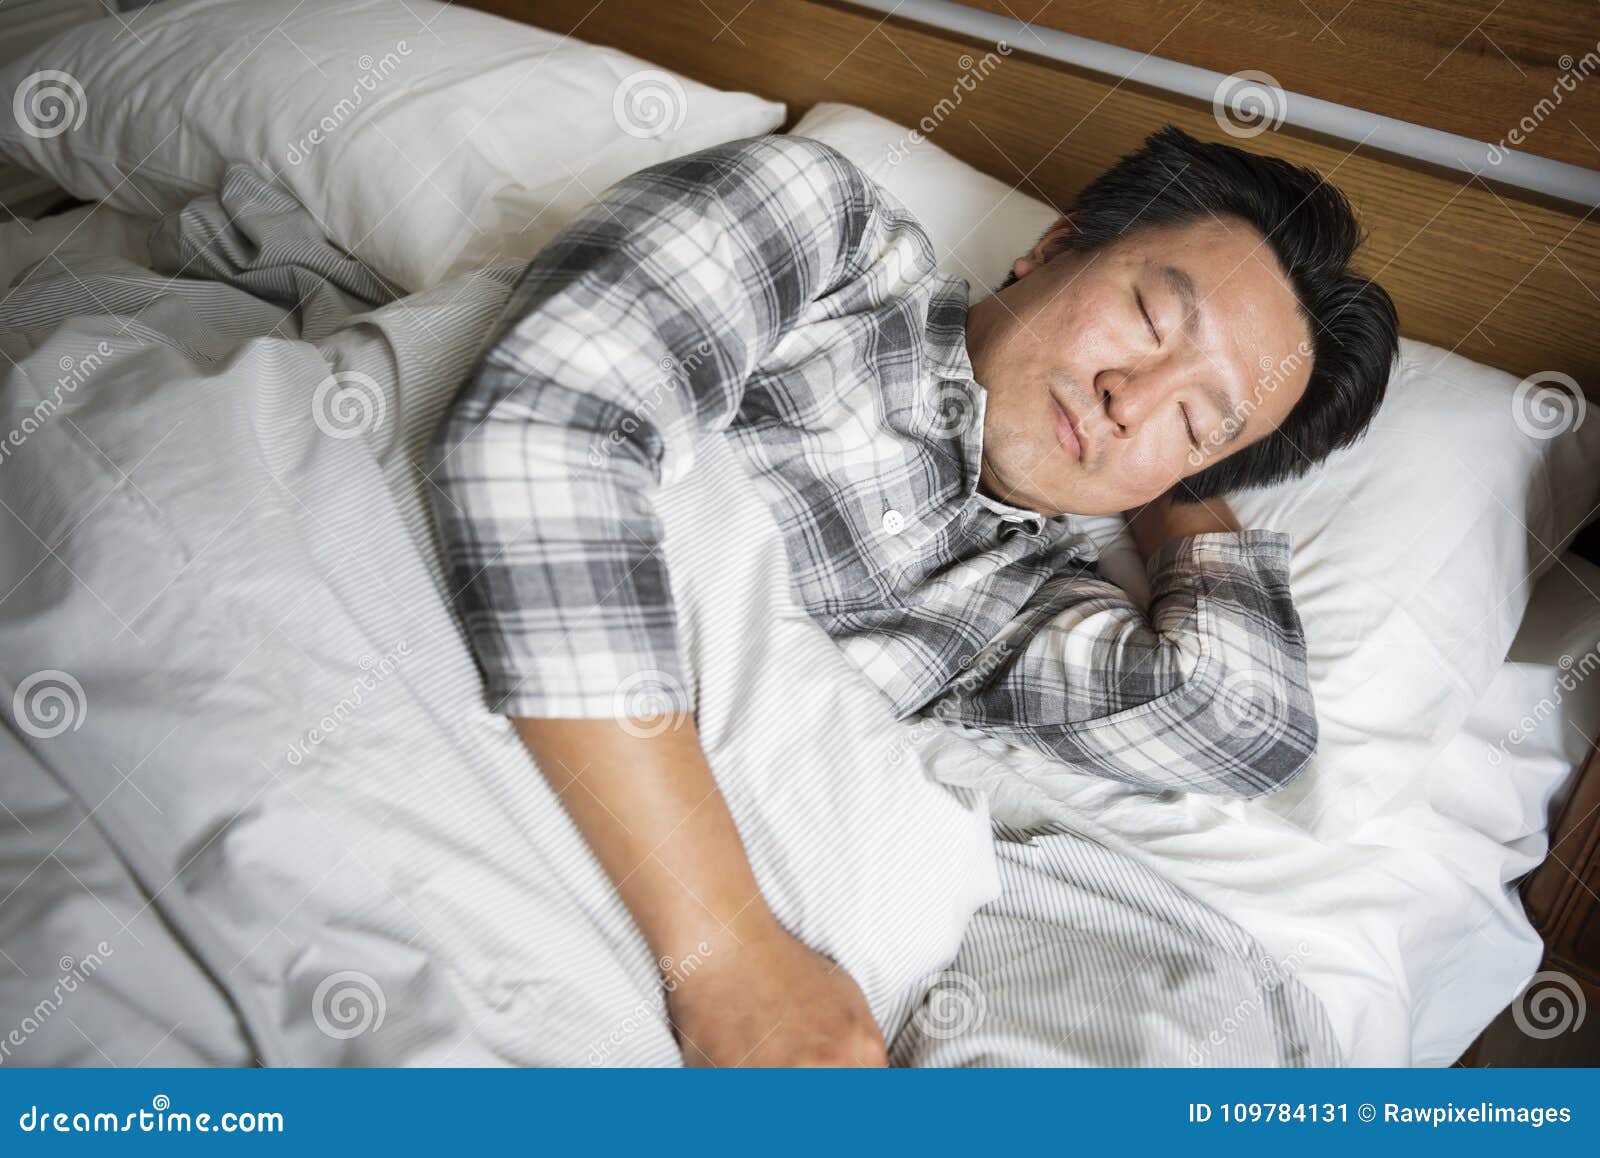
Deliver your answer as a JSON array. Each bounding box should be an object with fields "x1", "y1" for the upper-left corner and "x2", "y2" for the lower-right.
[{"x1": 0, "y1": 0, "x2": 786, "y2": 291}]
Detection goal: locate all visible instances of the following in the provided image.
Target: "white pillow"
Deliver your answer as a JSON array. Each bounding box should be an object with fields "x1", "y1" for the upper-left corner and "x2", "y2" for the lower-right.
[
  {"x1": 0, "y1": 0, "x2": 785, "y2": 291},
  {"x1": 791, "y1": 103, "x2": 1060, "y2": 302},
  {"x1": 790, "y1": 103, "x2": 1600, "y2": 836},
  {"x1": 1412, "y1": 552, "x2": 1600, "y2": 858}
]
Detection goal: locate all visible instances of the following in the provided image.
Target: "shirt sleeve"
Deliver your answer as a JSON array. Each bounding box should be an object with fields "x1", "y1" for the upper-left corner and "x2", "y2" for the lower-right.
[
  {"x1": 920, "y1": 529, "x2": 1319, "y2": 798},
  {"x1": 426, "y1": 135, "x2": 884, "y2": 719}
]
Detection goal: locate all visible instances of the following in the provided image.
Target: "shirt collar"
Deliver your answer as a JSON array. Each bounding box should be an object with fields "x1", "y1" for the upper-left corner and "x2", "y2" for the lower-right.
[{"x1": 923, "y1": 274, "x2": 978, "y2": 383}]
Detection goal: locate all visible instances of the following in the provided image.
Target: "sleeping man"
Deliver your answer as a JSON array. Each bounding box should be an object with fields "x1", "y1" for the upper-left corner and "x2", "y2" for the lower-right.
[{"x1": 426, "y1": 126, "x2": 1398, "y2": 1067}]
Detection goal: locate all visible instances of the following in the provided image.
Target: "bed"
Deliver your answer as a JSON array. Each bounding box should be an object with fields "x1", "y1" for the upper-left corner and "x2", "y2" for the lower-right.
[{"x1": 0, "y1": 0, "x2": 1597, "y2": 1068}]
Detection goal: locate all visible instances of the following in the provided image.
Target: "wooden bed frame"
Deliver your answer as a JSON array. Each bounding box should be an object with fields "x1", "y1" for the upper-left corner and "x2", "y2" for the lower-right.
[{"x1": 468, "y1": 0, "x2": 1600, "y2": 1059}]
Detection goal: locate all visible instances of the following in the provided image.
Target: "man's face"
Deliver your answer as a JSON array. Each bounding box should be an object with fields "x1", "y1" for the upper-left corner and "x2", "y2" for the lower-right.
[{"x1": 965, "y1": 216, "x2": 1313, "y2": 516}]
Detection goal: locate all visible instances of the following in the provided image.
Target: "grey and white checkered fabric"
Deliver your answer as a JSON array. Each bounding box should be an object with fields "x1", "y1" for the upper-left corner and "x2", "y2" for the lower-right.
[{"x1": 428, "y1": 135, "x2": 1318, "y2": 797}]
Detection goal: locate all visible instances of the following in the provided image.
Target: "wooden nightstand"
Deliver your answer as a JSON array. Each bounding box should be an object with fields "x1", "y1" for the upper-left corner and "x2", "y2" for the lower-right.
[
  {"x1": 1456, "y1": 727, "x2": 1600, "y2": 1065},
  {"x1": 1528, "y1": 529, "x2": 1600, "y2": 985},
  {"x1": 1523, "y1": 738, "x2": 1600, "y2": 988}
]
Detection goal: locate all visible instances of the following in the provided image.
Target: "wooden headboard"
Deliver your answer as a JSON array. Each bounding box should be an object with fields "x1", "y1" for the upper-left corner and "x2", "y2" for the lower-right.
[
  {"x1": 468, "y1": 0, "x2": 1599, "y2": 392},
  {"x1": 958, "y1": 1, "x2": 1600, "y2": 170}
]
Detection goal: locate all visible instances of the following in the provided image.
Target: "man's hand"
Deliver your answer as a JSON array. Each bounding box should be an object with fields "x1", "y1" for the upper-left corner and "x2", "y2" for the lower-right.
[
  {"x1": 667, "y1": 920, "x2": 887, "y2": 1067},
  {"x1": 1123, "y1": 486, "x2": 1242, "y2": 562},
  {"x1": 510, "y1": 713, "x2": 887, "y2": 1068}
]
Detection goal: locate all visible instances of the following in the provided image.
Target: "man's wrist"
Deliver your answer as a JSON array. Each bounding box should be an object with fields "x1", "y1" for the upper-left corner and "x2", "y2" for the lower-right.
[
  {"x1": 1125, "y1": 490, "x2": 1242, "y2": 560},
  {"x1": 1163, "y1": 494, "x2": 1242, "y2": 539},
  {"x1": 651, "y1": 900, "x2": 780, "y2": 966}
]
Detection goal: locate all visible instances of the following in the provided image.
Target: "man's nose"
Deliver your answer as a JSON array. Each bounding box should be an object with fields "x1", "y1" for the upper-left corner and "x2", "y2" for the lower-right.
[{"x1": 1097, "y1": 362, "x2": 1183, "y2": 436}]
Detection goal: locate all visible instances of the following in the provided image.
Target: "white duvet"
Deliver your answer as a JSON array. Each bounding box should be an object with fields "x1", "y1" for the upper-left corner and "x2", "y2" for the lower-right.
[{"x1": 0, "y1": 244, "x2": 1000, "y2": 1065}]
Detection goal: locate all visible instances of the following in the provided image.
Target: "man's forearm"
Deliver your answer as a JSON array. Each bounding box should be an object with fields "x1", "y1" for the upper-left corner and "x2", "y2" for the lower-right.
[
  {"x1": 513, "y1": 713, "x2": 889, "y2": 1067},
  {"x1": 512, "y1": 715, "x2": 774, "y2": 958}
]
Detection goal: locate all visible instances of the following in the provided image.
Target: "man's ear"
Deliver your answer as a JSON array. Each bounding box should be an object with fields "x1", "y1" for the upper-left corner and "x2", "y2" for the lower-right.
[{"x1": 1010, "y1": 214, "x2": 1076, "y2": 281}]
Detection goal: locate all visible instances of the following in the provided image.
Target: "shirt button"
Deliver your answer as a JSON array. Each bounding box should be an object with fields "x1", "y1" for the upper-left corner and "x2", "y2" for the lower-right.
[{"x1": 881, "y1": 509, "x2": 906, "y2": 535}]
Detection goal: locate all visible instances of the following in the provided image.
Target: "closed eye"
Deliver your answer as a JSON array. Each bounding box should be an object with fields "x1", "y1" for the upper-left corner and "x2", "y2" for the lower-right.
[
  {"x1": 1181, "y1": 404, "x2": 1198, "y2": 448},
  {"x1": 1135, "y1": 288, "x2": 1160, "y2": 345}
]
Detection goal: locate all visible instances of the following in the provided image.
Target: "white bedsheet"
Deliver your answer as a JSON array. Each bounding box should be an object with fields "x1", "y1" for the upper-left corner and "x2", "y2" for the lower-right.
[
  {"x1": 937, "y1": 554, "x2": 1600, "y2": 1065},
  {"x1": 0, "y1": 201, "x2": 152, "y2": 291}
]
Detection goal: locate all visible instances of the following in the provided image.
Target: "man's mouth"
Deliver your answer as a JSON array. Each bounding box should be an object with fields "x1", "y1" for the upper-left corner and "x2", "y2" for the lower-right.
[{"x1": 1051, "y1": 392, "x2": 1086, "y2": 463}]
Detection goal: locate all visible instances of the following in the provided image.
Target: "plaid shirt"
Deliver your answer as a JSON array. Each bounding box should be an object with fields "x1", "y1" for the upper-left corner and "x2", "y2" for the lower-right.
[{"x1": 428, "y1": 135, "x2": 1318, "y2": 798}]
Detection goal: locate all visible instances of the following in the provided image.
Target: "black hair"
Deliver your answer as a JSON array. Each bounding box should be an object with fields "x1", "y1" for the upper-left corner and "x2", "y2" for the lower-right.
[{"x1": 1006, "y1": 125, "x2": 1399, "y2": 501}]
